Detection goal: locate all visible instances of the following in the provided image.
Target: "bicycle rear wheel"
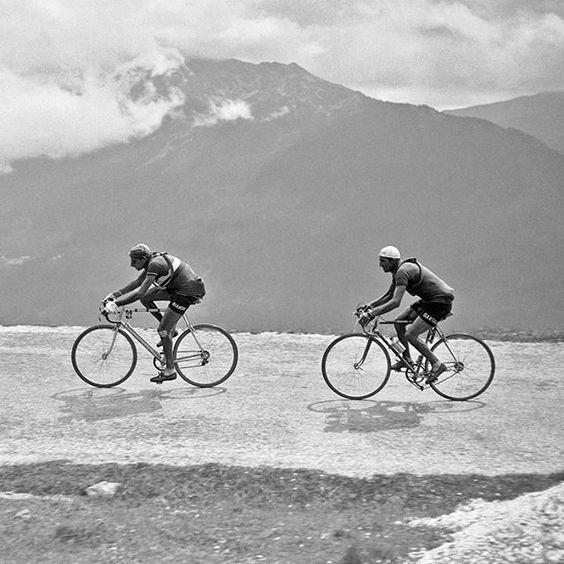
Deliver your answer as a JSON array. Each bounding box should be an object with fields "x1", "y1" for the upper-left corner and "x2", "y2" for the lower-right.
[
  {"x1": 321, "y1": 333, "x2": 391, "y2": 400},
  {"x1": 174, "y1": 324, "x2": 238, "y2": 387},
  {"x1": 71, "y1": 324, "x2": 137, "y2": 388},
  {"x1": 427, "y1": 333, "x2": 495, "y2": 401}
]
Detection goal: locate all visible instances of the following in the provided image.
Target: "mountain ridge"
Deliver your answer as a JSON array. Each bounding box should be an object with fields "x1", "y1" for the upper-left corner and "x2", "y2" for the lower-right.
[
  {"x1": 1, "y1": 58, "x2": 562, "y2": 333},
  {"x1": 446, "y1": 91, "x2": 564, "y2": 154}
]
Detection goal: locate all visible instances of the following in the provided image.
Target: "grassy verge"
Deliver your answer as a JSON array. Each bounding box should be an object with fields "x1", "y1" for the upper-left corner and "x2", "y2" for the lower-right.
[{"x1": 0, "y1": 462, "x2": 562, "y2": 563}]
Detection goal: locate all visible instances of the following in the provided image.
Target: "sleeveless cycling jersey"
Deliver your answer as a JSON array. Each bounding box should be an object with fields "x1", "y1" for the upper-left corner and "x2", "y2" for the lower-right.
[
  {"x1": 393, "y1": 258, "x2": 454, "y2": 303},
  {"x1": 145, "y1": 253, "x2": 204, "y2": 297}
]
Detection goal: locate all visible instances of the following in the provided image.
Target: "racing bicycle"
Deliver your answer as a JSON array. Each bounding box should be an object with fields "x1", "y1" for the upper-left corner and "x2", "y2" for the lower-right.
[
  {"x1": 71, "y1": 308, "x2": 238, "y2": 388},
  {"x1": 321, "y1": 310, "x2": 495, "y2": 401}
]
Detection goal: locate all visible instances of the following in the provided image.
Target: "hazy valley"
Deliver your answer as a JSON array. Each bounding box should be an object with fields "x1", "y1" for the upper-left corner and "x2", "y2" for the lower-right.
[{"x1": 1, "y1": 59, "x2": 563, "y2": 334}]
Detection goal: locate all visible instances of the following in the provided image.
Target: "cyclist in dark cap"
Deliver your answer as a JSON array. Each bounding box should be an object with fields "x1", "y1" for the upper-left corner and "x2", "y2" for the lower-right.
[{"x1": 103, "y1": 244, "x2": 205, "y2": 383}]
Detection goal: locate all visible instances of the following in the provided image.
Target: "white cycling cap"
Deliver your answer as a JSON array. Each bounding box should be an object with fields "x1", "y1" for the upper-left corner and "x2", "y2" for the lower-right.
[{"x1": 378, "y1": 245, "x2": 401, "y2": 259}]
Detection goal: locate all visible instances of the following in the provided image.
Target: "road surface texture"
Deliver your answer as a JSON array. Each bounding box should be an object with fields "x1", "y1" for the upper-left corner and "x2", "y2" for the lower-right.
[
  {"x1": 1, "y1": 327, "x2": 562, "y2": 476},
  {"x1": 0, "y1": 326, "x2": 562, "y2": 563}
]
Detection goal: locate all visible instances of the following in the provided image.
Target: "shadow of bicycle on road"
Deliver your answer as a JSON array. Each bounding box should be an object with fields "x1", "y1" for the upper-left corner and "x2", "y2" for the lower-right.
[
  {"x1": 52, "y1": 386, "x2": 226, "y2": 422},
  {"x1": 308, "y1": 399, "x2": 485, "y2": 433}
]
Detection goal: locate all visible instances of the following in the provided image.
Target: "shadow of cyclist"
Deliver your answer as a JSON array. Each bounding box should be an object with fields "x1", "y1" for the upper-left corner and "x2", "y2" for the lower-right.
[
  {"x1": 52, "y1": 386, "x2": 226, "y2": 422},
  {"x1": 307, "y1": 399, "x2": 485, "y2": 433}
]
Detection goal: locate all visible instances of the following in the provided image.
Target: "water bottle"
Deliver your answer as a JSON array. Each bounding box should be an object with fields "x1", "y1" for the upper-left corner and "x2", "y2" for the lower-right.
[{"x1": 390, "y1": 337, "x2": 405, "y2": 355}]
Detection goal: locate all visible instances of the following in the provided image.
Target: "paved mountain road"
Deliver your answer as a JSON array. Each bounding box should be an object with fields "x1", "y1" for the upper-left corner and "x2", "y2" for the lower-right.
[{"x1": 1, "y1": 327, "x2": 563, "y2": 478}]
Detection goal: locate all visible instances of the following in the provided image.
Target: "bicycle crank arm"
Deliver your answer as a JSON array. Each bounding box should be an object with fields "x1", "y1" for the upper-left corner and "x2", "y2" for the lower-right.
[{"x1": 405, "y1": 374, "x2": 425, "y2": 391}]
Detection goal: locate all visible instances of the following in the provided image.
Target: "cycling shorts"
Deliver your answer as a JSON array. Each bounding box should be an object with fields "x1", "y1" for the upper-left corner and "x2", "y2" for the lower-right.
[
  {"x1": 411, "y1": 300, "x2": 452, "y2": 326},
  {"x1": 167, "y1": 278, "x2": 205, "y2": 314},
  {"x1": 168, "y1": 293, "x2": 201, "y2": 314}
]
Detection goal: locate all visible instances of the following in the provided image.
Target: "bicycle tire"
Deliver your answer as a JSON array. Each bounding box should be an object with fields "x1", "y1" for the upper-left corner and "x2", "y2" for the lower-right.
[
  {"x1": 71, "y1": 324, "x2": 137, "y2": 388},
  {"x1": 173, "y1": 324, "x2": 238, "y2": 387},
  {"x1": 321, "y1": 333, "x2": 391, "y2": 400},
  {"x1": 427, "y1": 333, "x2": 495, "y2": 401}
]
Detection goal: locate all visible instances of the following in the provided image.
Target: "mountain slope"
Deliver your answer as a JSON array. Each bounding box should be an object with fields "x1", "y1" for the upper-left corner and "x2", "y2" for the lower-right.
[
  {"x1": 1, "y1": 59, "x2": 563, "y2": 333},
  {"x1": 446, "y1": 92, "x2": 564, "y2": 154}
]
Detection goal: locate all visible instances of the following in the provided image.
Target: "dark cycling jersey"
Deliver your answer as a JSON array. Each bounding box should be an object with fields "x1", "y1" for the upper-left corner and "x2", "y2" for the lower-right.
[
  {"x1": 145, "y1": 253, "x2": 205, "y2": 298},
  {"x1": 392, "y1": 258, "x2": 454, "y2": 304}
]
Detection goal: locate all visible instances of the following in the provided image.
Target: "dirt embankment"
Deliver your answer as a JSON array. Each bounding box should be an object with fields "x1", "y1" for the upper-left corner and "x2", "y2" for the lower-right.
[{"x1": 1, "y1": 462, "x2": 562, "y2": 563}]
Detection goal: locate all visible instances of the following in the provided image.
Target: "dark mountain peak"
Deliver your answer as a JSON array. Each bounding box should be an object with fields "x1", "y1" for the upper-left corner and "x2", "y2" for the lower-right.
[{"x1": 140, "y1": 56, "x2": 370, "y2": 124}]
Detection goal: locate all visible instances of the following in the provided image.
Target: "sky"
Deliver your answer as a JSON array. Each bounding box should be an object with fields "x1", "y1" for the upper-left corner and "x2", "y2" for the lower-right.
[{"x1": 1, "y1": 0, "x2": 563, "y2": 171}]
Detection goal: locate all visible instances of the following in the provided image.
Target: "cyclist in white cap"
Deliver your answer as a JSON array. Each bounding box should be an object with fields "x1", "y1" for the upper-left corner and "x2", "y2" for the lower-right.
[
  {"x1": 102, "y1": 244, "x2": 206, "y2": 384},
  {"x1": 359, "y1": 245, "x2": 455, "y2": 383}
]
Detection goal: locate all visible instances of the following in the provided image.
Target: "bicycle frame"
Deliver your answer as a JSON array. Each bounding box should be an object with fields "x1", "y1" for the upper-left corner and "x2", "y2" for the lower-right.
[
  {"x1": 361, "y1": 319, "x2": 451, "y2": 390},
  {"x1": 102, "y1": 307, "x2": 200, "y2": 363},
  {"x1": 72, "y1": 306, "x2": 238, "y2": 389},
  {"x1": 322, "y1": 312, "x2": 495, "y2": 401}
]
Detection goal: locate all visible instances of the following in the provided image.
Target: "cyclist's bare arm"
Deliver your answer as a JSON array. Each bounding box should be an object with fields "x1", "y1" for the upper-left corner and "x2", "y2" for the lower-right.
[
  {"x1": 368, "y1": 282, "x2": 396, "y2": 309},
  {"x1": 371, "y1": 284, "x2": 407, "y2": 317},
  {"x1": 112, "y1": 272, "x2": 145, "y2": 298},
  {"x1": 115, "y1": 274, "x2": 156, "y2": 307}
]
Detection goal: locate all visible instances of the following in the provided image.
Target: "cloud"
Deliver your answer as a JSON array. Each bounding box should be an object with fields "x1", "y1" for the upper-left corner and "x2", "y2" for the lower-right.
[
  {"x1": 0, "y1": 2, "x2": 188, "y2": 171},
  {"x1": 229, "y1": 1, "x2": 564, "y2": 108},
  {"x1": 0, "y1": 43, "x2": 186, "y2": 172},
  {"x1": 0, "y1": 57, "x2": 185, "y2": 168},
  {"x1": 0, "y1": 255, "x2": 31, "y2": 267},
  {"x1": 193, "y1": 99, "x2": 253, "y2": 127},
  {"x1": 296, "y1": 1, "x2": 564, "y2": 108},
  {"x1": 1, "y1": 0, "x2": 563, "y2": 167},
  {"x1": 264, "y1": 106, "x2": 291, "y2": 121}
]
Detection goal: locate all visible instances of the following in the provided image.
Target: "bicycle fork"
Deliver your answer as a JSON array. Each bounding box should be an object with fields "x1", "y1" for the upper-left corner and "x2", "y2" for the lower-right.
[
  {"x1": 102, "y1": 324, "x2": 124, "y2": 359},
  {"x1": 354, "y1": 338, "x2": 373, "y2": 370}
]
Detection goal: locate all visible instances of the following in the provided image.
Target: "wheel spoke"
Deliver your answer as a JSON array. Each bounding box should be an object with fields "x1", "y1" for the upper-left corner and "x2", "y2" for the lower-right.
[
  {"x1": 71, "y1": 326, "x2": 137, "y2": 388},
  {"x1": 174, "y1": 325, "x2": 238, "y2": 387},
  {"x1": 429, "y1": 334, "x2": 495, "y2": 401},
  {"x1": 322, "y1": 334, "x2": 390, "y2": 399}
]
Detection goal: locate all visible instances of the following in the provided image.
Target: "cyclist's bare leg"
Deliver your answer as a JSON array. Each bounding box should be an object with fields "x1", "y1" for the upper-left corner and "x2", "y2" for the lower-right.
[
  {"x1": 158, "y1": 308, "x2": 182, "y2": 372},
  {"x1": 394, "y1": 307, "x2": 418, "y2": 363},
  {"x1": 405, "y1": 317, "x2": 439, "y2": 367},
  {"x1": 141, "y1": 288, "x2": 169, "y2": 322}
]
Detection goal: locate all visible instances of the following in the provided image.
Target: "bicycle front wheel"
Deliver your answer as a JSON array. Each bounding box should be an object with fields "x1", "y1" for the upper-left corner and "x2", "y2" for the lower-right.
[
  {"x1": 71, "y1": 324, "x2": 137, "y2": 388},
  {"x1": 427, "y1": 333, "x2": 495, "y2": 401},
  {"x1": 174, "y1": 324, "x2": 238, "y2": 387},
  {"x1": 321, "y1": 334, "x2": 391, "y2": 400}
]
